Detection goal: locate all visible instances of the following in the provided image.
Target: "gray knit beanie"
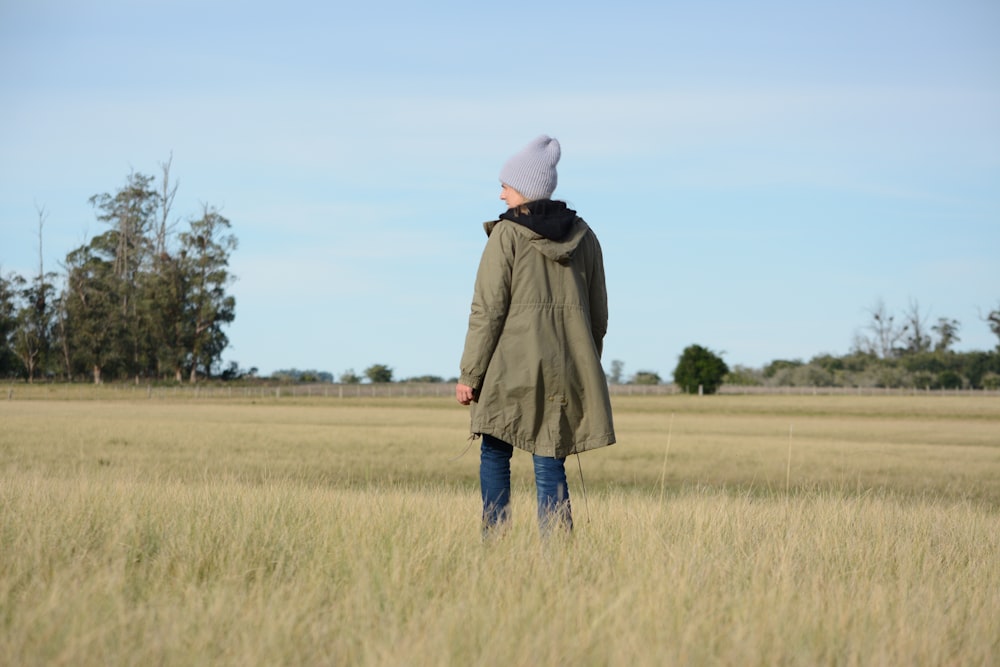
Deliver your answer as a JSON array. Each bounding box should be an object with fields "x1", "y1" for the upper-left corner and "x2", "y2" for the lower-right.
[{"x1": 499, "y1": 135, "x2": 561, "y2": 201}]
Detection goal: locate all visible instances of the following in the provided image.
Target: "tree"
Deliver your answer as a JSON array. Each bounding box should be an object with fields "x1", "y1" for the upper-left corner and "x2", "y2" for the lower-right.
[
  {"x1": 51, "y1": 279, "x2": 73, "y2": 380},
  {"x1": 983, "y1": 303, "x2": 1000, "y2": 350},
  {"x1": 853, "y1": 299, "x2": 908, "y2": 359},
  {"x1": 771, "y1": 364, "x2": 835, "y2": 387},
  {"x1": 724, "y1": 365, "x2": 763, "y2": 386},
  {"x1": 12, "y1": 208, "x2": 58, "y2": 382},
  {"x1": 364, "y1": 364, "x2": 393, "y2": 383},
  {"x1": 271, "y1": 369, "x2": 333, "y2": 383},
  {"x1": 403, "y1": 375, "x2": 444, "y2": 383},
  {"x1": 12, "y1": 161, "x2": 240, "y2": 383},
  {"x1": 180, "y1": 206, "x2": 237, "y2": 382},
  {"x1": 154, "y1": 154, "x2": 179, "y2": 256},
  {"x1": 89, "y1": 171, "x2": 160, "y2": 378},
  {"x1": 959, "y1": 351, "x2": 995, "y2": 390},
  {"x1": 63, "y1": 236, "x2": 123, "y2": 383},
  {"x1": 902, "y1": 299, "x2": 932, "y2": 355},
  {"x1": 764, "y1": 359, "x2": 803, "y2": 378},
  {"x1": 220, "y1": 361, "x2": 253, "y2": 381},
  {"x1": 937, "y1": 370, "x2": 963, "y2": 390},
  {"x1": 0, "y1": 271, "x2": 21, "y2": 377},
  {"x1": 340, "y1": 369, "x2": 362, "y2": 384},
  {"x1": 608, "y1": 359, "x2": 624, "y2": 384},
  {"x1": 673, "y1": 344, "x2": 729, "y2": 394},
  {"x1": 140, "y1": 155, "x2": 187, "y2": 380},
  {"x1": 931, "y1": 317, "x2": 961, "y2": 352},
  {"x1": 140, "y1": 249, "x2": 191, "y2": 381},
  {"x1": 630, "y1": 370, "x2": 661, "y2": 385},
  {"x1": 12, "y1": 273, "x2": 57, "y2": 382}
]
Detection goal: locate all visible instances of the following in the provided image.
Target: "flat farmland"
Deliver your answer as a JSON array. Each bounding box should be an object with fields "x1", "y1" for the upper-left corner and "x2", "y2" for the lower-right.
[{"x1": 1, "y1": 392, "x2": 998, "y2": 665}]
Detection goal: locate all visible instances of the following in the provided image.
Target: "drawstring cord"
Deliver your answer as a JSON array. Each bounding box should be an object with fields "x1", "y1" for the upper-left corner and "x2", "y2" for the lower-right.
[{"x1": 449, "y1": 433, "x2": 479, "y2": 462}]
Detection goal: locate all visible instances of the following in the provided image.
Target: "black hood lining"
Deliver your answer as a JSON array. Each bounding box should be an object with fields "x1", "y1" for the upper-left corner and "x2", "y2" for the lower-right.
[{"x1": 499, "y1": 200, "x2": 578, "y2": 241}]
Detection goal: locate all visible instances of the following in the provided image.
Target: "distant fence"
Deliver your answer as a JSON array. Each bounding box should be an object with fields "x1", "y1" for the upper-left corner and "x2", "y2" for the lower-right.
[{"x1": 6, "y1": 381, "x2": 999, "y2": 401}]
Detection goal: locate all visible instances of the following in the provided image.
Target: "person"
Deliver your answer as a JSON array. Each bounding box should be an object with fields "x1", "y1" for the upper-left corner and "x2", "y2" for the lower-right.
[{"x1": 456, "y1": 135, "x2": 616, "y2": 537}]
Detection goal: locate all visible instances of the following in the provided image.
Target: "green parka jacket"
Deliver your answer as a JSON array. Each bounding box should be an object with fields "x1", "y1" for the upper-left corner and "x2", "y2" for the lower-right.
[{"x1": 459, "y1": 201, "x2": 616, "y2": 458}]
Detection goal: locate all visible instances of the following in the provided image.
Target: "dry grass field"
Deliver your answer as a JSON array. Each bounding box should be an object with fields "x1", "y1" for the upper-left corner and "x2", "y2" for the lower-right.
[{"x1": 1, "y1": 390, "x2": 998, "y2": 666}]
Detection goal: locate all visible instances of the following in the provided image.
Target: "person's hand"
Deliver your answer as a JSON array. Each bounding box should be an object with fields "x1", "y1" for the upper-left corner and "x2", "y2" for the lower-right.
[{"x1": 455, "y1": 383, "x2": 475, "y2": 405}]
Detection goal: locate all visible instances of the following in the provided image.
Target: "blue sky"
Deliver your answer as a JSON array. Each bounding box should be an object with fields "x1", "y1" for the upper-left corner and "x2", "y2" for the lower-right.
[{"x1": 2, "y1": 0, "x2": 998, "y2": 380}]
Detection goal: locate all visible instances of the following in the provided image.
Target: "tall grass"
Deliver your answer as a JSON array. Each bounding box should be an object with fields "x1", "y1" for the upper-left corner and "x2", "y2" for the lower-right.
[{"x1": 1, "y1": 394, "x2": 998, "y2": 665}]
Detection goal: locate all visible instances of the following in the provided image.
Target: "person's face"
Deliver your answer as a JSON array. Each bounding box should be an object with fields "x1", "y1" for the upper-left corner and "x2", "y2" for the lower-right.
[{"x1": 500, "y1": 183, "x2": 527, "y2": 209}]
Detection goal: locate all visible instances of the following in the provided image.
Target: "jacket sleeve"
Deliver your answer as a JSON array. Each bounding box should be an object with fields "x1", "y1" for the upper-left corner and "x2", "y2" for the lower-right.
[
  {"x1": 587, "y1": 232, "x2": 609, "y2": 359},
  {"x1": 459, "y1": 223, "x2": 515, "y2": 393}
]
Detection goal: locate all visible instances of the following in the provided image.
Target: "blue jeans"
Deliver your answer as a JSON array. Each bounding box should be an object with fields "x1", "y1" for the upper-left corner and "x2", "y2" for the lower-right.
[{"x1": 480, "y1": 434, "x2": 573, "y2": 534}]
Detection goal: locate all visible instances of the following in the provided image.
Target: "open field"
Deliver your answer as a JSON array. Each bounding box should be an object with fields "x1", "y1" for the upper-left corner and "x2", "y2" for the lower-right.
[{"x1": 2, "y1": 392, "x2": 999, "y2": 665}]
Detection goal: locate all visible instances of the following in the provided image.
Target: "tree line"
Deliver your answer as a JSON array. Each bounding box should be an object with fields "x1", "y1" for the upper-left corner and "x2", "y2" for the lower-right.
[
  {"x1": 608, "y1": 299, "x2": 1000, "y2": 393},
  {"x1": 4, "y1": 163, "x2": 998, "y2": 391},
  {"x1": 272, "y1": 297, "x2": 1000, "y2": 393},
  {"x1": 726, "y1": 299, "x2": 1000, "y2": 391},
  {"x1": 271, "y1": 366, "x2": 447, "y2": 385},
  {"x1": 0, "y1": 159, "x2": 238, "y2": 384}
]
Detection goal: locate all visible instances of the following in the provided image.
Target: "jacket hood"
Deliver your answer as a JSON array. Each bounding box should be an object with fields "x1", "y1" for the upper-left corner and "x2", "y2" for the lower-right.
[
  {"x1": 484, "y1": 200, "x2": 590, "y2": 263},
  {"x1": 500, "y1": 199, "x2": 576, "y2": 241}
]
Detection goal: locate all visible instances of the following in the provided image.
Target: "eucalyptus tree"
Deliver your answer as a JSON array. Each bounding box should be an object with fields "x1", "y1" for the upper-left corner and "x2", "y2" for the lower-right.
[
  {"x1": 0, "y1": 271, "x2": 20, "y2": 377},
  {"x1": 63, "y1": 234, "x2": 123, "y2": 383},
  {"x1": 985, "y1": 304, "x2": 1000, "y2": 350},
  {"x1": 140, "y1": 250, "x2": 191, "y2": 381},
  {"x1": 180, "y1": 206, "x2": 237, "y2": 382},
  {"x1": 88, "y1": 171, "x2": 161, "y2": 377},
  {"x1": 9, "y1": 207, "x2": 59, "y2": 382},
  {"x1": 51, "y1": 279, "x2": 73, "y2": 380},
  {"x1": 931, "y1": 317, "x2": 961, "y2": 352},
  {"x1": 902, "y1": 300, "x2": 932, "y2": 355},
  {"x1": 28, "y1": 163, "x2": 241, "y2": 383},
  {"x1": 11, "y1": 272, "x2": 58, "y2": 382}
]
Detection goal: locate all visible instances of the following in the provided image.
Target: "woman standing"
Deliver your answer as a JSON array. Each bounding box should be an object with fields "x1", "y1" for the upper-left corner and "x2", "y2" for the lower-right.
[{"x1": 456, "y1": 135, "x2": 616, "y2": 536}]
